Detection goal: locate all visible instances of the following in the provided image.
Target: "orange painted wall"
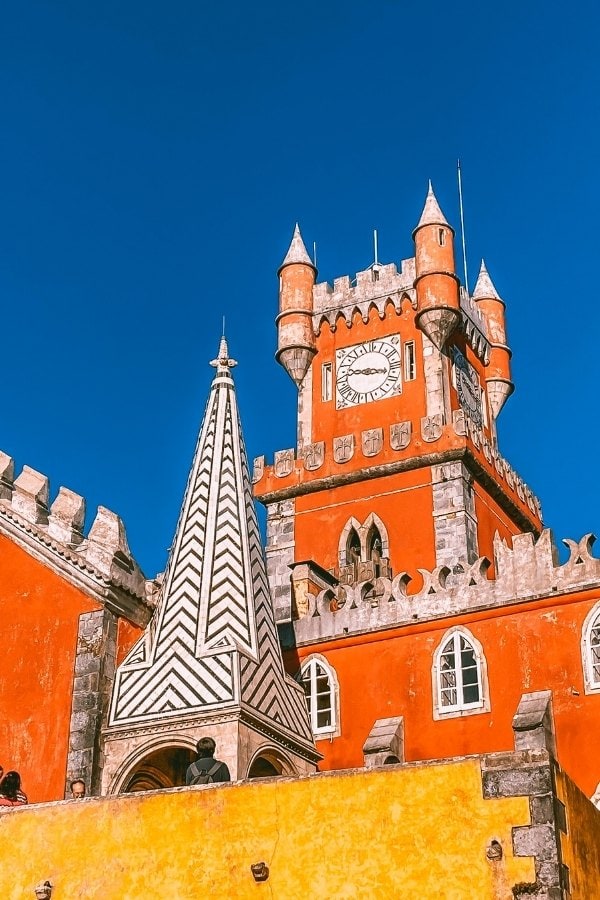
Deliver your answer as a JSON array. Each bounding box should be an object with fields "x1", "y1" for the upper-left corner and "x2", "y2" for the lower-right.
[
  {"x1": 294, "y1": 468, "x2": 436, "y2": 576},
  {"x1": 474, "y1": 484, "x2": 525, "y2": 575},
  {"x1": 0, "y1": 534, "x2": 99, "y2": 803},
  {"x1": 288, "y1": 591, "x2": 600, "y2": 796},
  {"x1": 117, "y1": 619, "x2": 143, "y2": 665}
]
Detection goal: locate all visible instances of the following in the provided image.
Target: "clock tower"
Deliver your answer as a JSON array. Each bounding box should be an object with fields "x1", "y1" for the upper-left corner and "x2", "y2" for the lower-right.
[{"x1": 253, "y1": 183, "x2": 543, "y2": 768}]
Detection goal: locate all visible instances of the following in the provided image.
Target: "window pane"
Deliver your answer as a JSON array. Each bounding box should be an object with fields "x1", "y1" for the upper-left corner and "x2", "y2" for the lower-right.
[
  {"x1": 463, "y1": 683, "x2": 480, "y2": 704},
  {"x1": 441, "y1": 688, "x2": 457, "y2": 707},
  {"x1": 317, "y1": 710, "x2": 332, "y2": 728}
]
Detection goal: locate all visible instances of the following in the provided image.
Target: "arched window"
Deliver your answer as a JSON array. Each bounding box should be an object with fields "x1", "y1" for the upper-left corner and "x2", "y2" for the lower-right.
[
  {"x1": 299, "y1": 657, "x2": 338, "y2": 737},
  {"x1": 582, "y1": 602, "x2": 600, "y2": 693},
  {"x1": 346, "y1": 528, "x2": 361, "y2": 565},
  {"x1": 433, "y1": 629, "x2": 487, "y2": 716},
  {"x1": 366, "y1": 524, "x2": 383, "y2": 576}
]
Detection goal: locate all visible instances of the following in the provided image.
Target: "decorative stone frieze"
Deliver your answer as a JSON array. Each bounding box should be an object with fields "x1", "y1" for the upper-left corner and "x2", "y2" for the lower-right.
[
  {"x1": 452, "y1": 409, "x2": 467, "y2": 437},
  {"x1": 286, "y1": 529, "x2": 600, "y2": 648},
  {"x1": 333, "y1": 434, "x2": 354, "y2": 464},
  {"x1": 390, "y1": 421, "x2": 411, "y2": 450}
]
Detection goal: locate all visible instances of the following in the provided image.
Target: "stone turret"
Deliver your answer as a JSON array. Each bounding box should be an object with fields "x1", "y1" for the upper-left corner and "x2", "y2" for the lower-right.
[
  {"x1": 276, "y1": 224, "x2": 317, "y2": 385},
  {"x1": 473, "y1": 260, "x2": 513, "y2": 418},
  {"x1": 413, "y1": 182, "x2": 460, "y2": 350}
]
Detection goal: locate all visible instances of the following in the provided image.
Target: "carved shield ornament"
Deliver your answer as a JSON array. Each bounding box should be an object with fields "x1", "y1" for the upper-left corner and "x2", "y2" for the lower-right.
[
  {"x1": 333, "y1": 434, "x2": 355, "y2": 464},
  {"x1": 421, "y1": 415, "x2": 443, "y2": 443},
  {"x1": 252, "y1": 456, "x2": 265, "y2": 484},
  {"x1": 303, "y1": 441, "x2": 325, "y2": 471},
  {"x1": 390, "y1": 421, "x2": 411, "y2": 451},
  {"x1": 274, "y1": 449, "x2": 294, "y2": 478},
  {"x1": 361, "y1": 428, "x2": 383, "y2": 458}
]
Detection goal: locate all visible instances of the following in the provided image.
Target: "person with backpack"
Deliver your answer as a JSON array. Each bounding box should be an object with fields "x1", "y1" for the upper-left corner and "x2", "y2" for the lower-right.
[{"x1": 186, "y1": 737, "x2": 231, "y2": 786}]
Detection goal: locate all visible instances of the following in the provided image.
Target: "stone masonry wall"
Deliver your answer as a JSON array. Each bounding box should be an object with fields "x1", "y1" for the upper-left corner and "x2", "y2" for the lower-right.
[
  {"x1": 432, "y1": 459, "x2": 479, "y2": 567},
  {"x1": 65, "y1": 608, "x2": 118, "y2": 797},
  {"x1": 265, "y1": 499, "x2": 296, "y2": 622}
]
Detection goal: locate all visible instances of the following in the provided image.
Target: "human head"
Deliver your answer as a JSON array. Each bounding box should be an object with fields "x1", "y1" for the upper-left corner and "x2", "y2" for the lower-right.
[
  {"x1": 70, "y1": 779, "x2": 85, "y2": 799},
  {"x1": 196, "y1": 736, "x2": 216, "y2": 757},
  {"x1": 34, "y1": 881, "x2": 53, "y2": 899},
  {"x1": 0, "y1": 770, "x2": 21, "y2": 800}
]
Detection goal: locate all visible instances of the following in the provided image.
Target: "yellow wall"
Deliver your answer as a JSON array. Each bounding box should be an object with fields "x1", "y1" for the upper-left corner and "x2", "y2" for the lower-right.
[
  {"x1": 555, "y1": 765, "x2": 600, "y2": 896},
  {"x1": 0, "y1": 760, "x2": 535, "y2": 899}
]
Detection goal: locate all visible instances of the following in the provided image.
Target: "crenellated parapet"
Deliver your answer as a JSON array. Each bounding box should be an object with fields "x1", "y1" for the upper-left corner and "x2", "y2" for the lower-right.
[
  {"x1": 0, "y1": 450, "x2": 150, "y2": 627},
  {"x1": 290, "y1": 529, "x2": 600, "y2": 647},
  {"x1": 312, "y1": 259, "x2": 416, "y2": 332}
]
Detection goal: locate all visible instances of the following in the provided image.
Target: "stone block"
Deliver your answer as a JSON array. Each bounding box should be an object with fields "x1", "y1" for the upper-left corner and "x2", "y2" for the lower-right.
[
  {"x1": 513, "y1": 691, "x2": 556, "y2": 758},
  {"x1": 513, "y1": 824, "x2": 557, "y2": 861},
  {"x1": 48, "y1": 486, "x2": 86, "y2": 545},
  {"x1": 11, "y1": 465, "x2": 49, "y2": 524}
]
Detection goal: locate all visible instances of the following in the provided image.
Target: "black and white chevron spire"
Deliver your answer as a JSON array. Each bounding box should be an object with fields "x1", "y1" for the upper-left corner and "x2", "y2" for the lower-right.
[{"x1": 108, "y1": 339, "x2": 313, "y2": 751}]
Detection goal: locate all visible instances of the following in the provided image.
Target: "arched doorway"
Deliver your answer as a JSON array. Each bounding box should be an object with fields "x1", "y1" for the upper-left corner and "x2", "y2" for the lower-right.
[
  {"x1": 121, "y1": 745, "x2": 195, "y2": 794},
  {"x1": 247, "y1": 747, "x2": 297, "y2": 780}
]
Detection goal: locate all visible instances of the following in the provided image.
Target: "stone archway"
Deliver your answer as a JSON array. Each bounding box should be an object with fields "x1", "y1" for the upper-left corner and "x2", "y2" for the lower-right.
[
  {"x1": 247, "y1": 746, "x2": 297, "y2": 780},
  {"x1": 119, "y1": 744, "x2": 196, "y2": 794}
]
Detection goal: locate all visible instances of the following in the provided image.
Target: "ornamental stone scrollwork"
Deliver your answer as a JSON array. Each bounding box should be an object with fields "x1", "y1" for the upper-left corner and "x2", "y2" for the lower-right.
[
  {"x1": 516, "y1": 479, "x2": 525, "y2": 501},
  {"x1": 252, "y1": 456, "x2": 265, "y2": 484},
  {"x1": 361, "y1": 428, "x2": 383, "y2": 458},
  {"x1": 303, "y1": 441, "x2": 325, "y2": 472},
  {"x1": 274, "y1": 449, "x2": 294, "y2": 478},
  {"x1": 390, "y1": 421, "x2": 412, "y2": 451},
  {"x1": 421, "y1": 414, "x2": 443, "y2": 443},
  {"x1": 505, "y1": 466, "x2": 515, "y2": 489},
  {"x1": 334, "y1": 434, "x2": 355, "y2": 464},
  {"x1": 482, "y1": 439, "x2": 492, "y2": 463},
  {"x1": 452, "y1": 409, "x2": 467, "y2": 437}
]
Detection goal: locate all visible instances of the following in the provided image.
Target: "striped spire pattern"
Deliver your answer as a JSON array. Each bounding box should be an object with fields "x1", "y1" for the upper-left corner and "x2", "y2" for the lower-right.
[{"x1": 109, "y1": 340, "x2": 312, "y2": 745}]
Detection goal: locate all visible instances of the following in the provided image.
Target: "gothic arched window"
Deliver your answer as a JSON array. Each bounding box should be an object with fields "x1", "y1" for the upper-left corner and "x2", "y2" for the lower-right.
[
  {"x1": 346, "y1": 528, "x2": 361, "y2": 566},
  {"x1": 582, "y1": 603, "x2": 600, "y2": 693},
  {"x1": 299, "y1": 656, "x2": 338, "y2": 737},
  {"x1": 433, "y1": 629, "x2": 488, "y2": 717}
]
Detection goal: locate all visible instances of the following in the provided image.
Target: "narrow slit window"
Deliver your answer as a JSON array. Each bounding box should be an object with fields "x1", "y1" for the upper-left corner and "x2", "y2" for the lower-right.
[
  {"x1": 438, "y1": 228, "x2": 445, "y2": 246},
  {"x1": 322, "y1": 362, "x2": 333, "y2": 402},
  {"x1": 404, "y1": 341, "x2": 416, "y2": 381}
]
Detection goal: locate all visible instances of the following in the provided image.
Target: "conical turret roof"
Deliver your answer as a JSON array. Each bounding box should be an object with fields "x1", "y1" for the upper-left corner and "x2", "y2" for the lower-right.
[
  {"x1": 413, "y1": 181, "x2": 451, "y2": 234},
  {"x1": 472, "y1": 260, "x2": 502, "y2": 301},
  {"x1": 108, "y1": 339, "x2": 315, "y2": 757},
  {"x1": 278, "y1": 223, "x2": 315, "y2": 272}
]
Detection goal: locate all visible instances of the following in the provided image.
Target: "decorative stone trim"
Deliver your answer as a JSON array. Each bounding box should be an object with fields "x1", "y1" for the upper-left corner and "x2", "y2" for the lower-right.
[{"x1": 363, "y1": 716, "x2": 404, "y2": 768}]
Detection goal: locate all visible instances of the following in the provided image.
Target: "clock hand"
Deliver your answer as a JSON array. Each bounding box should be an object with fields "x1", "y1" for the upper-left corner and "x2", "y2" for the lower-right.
[{"x1": 349, "y1": 367, "x2": 387, "y2": 376}]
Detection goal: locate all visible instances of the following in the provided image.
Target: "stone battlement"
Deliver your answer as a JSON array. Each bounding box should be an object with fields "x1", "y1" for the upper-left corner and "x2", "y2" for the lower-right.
[
  {"x1": 312, "y1": 259, "x2": 416, "y2": 331},
  {"x1": 291, "y1": 529, "x2": 600, "y2": 647},
  {"x1": 0, "y1": 450, "x2": 150, "y2": 623}
]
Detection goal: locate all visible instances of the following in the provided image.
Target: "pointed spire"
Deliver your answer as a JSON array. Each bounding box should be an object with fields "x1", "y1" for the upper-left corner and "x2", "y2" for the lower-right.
[
  {"x1": 107, "y1": 336, "x2": 318, "y2": 777},
  {"x1": 278, "y1": 223, "x2": 315, "y2": 272},
  {"x1": 472, "y1": 260, "x2": 502, "y2": 301},
  {"x1": 413, "y1": 180, "x2": 450, "y2": 233}
]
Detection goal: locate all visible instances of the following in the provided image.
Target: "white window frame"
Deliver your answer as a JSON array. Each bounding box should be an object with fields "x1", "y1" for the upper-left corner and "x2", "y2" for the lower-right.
[
  {"x1": 432, "y1": 627, "x2": 489, "y2": 720},
  {"x1": 299, "y1": 655, "x2": 339, "y2": 737},
  {"x1": 582, "y1": 601, "x2": 600, "y2": 694},
  {"x1": 321, "y1": 362, "x2": 333, "y2": 402},
  {"x1": 404, "y1": 341, "x2": 416, "y2": 381}
]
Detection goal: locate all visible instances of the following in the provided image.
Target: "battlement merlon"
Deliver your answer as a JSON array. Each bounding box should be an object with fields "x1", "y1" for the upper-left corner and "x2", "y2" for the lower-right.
[{"x1": 0, "y1": 450, "x2": 151, "y2": 627}]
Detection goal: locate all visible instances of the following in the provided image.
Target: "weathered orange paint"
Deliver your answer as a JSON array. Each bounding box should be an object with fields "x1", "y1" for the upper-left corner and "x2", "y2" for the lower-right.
[
  {"x1": 289, "y1": 590, "x2": 600, "y2": 794},
  {"x1": 116, "y1": 619, "x2": 143, "y2": 666},
  {"x1": 0, "y1": 534, "x2": 99, "y2": 803}
]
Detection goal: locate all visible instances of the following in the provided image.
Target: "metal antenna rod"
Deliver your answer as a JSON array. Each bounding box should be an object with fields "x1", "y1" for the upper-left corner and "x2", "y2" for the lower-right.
[
  {"x1": 373, "y1": 229, "x2": 379, "y2": 265},
  {"x1": 313, "y1": 241, "x2": 317, "y2": 268},
  {"x1": 457, "y1": 159, "x2": 469, "y2": 294},
  {"x1": 222, "y1": 315, "x2": 226, "y2": 338}
]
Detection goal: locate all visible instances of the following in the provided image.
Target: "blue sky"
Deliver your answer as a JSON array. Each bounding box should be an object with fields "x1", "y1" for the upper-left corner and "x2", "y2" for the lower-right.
[{"x1": 0, "y1": 0, "x2": 598, "y2": 576}]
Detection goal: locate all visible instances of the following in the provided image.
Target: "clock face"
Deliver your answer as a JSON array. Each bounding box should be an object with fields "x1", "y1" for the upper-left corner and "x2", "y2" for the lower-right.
[
  {"x1": 336, "y1": 336, "x2": 401, "y2": 409},
  {"x1": 452, "y1": 346, "x2": 483, "y2": 426}
]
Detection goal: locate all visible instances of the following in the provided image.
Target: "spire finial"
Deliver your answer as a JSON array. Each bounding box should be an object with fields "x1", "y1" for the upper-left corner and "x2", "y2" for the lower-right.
[
  {"x1": 210, "y1": 335, "x2": 237, "y2": 373},
  {"x1": 413, "y1": 180, "x2": 451, "y2": 233},
  {"x1": 472, "y1": 259, "x2": 502, "y2": 301},
  {"x1": 278, "y1": 222, "x2": 315, "y2": 273}
]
